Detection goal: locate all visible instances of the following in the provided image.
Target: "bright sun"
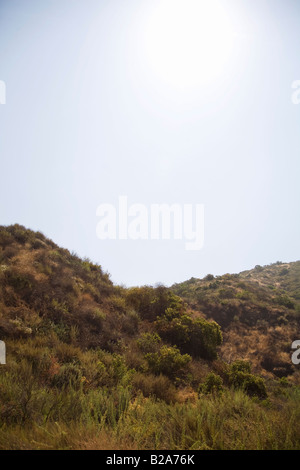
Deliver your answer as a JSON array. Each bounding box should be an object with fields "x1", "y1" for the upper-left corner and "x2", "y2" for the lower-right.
[{"x1": 144, "y1": 0, "x2": 234, "y2": 89}]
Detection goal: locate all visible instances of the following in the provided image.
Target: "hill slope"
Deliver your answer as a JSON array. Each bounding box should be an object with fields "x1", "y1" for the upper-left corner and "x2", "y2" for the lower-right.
[
  {"x1": 0, "y1": 224, "x2": 299, "y2": 450},
  {"x1": 172, "y1": 262, "x2": 300, "y2": 379}
]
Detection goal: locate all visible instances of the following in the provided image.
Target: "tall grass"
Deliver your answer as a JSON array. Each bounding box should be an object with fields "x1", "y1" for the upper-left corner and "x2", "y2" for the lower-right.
[{"x1": 0, "y1": 382, "x2": 299, "y2": 450}]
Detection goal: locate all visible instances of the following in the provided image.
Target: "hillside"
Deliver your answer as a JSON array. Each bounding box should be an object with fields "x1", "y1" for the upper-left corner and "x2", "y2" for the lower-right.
[
  {"x1": 171, "y1": 262, "x2": 300, "y2": 380},
  {"x1": 0, "y1": 224, "x2": 299, "y2": 450}
]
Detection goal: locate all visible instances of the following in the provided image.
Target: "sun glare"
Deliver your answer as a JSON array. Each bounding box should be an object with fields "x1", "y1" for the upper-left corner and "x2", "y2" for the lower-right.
[{"x1": 144, "y1": 0, "x2": 234, "y2": 89}]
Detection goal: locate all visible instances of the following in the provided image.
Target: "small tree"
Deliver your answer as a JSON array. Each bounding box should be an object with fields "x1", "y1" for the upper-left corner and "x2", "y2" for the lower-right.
[
  {"x1": 228, "y1": 361, "x2": 267, "y2": 399},
  {"x1": 198, "y1": 373, "x2": 223, "y2": 395},
  {"x1": 145, "y1": 345, "x2": 191, "y2": 379}
]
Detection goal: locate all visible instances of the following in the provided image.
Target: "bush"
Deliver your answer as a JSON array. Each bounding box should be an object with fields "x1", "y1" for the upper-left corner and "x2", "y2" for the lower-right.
[
  {"x1": 0, "y1": 228, "x2": 13, "y2": 248},
  {"x1": 120, "y1": 309, "x2": 139, "y2": 335},
  {"x1": 51, "y1": 364, "x2": 83, "y2": 390},
  {"x1": 145, "y1": 345, "x2": 191, "y2": 379},
  {"x1": 274, "y1": 294, "x2": 295, "y2": 310},
  {"x1": 228, "y1": 361, "x2": 267, "y2": 399},
  {"x1": 137, "y1": 332, "x2": 161, "y2": 353},
  {"x1": 31, "y1": 239, "x2": 45, "y2": 250},
  {"x1": 198, "y1": 373, "x2": 223, "y2": 395},
  {"x1": 156, "y1": 314, "x2": 222, "y2": 360},
  {"x1": 132, "y1": 373, "x2": 177, "y2": 403},
  {"x1": 230, "y1": 371, "x2": 267, "y2": 399},
  {"x1": 230, "y1": 360, "x2": 251, "y2": 374},
  {"x1": 5, "y1": 269, "x2": 33, "y2": 293},
  {"x1": 125, "y1": 287, "x2": 179, "y2": 322},
  {"x1": 7, "y1": 224, "x2": 31, "y2": 245}
]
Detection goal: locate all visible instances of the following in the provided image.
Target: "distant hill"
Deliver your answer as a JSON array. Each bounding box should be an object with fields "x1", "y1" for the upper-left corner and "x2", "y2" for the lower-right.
[{"x1": 171, "y1": 262, "x2": 300, "y2": 379}]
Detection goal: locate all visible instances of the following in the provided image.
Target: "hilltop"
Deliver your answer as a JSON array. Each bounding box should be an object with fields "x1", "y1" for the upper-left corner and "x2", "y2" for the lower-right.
[{"x1": 0, "y1": 224, "x2": 299, "y2": 450}]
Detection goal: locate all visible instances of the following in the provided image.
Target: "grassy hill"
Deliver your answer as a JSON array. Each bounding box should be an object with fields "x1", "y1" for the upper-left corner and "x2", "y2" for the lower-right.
[
  {"x1": 0, "y1": 224, "x2": 299, "y2": 450},
  {"x1": 171, "y1": 262, "x2": 300, "y2": 380}
]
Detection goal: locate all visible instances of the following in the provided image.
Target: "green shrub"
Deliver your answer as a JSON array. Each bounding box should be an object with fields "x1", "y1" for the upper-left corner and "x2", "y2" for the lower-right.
[
  {"x1": 51, "y1": 364, "x2": 83, "y2": 390},
  {"x1": 120, "y1": 309, "x2": 140, "y2": 335},
  {"x1": 145, "y1": 345, "x2": 191, "y2": 378},
  {"x1": 125, "y1": 287, "x2": 180, "y2": 322},
  {"x1": 274, "y1": 294, "x2": 295, "y2": 310},
  {"x1": 235, "y1": 290, "x2": 252, "y2": 301},
  {"x1": 31, "y1": 239, "x2": 45, "y2": 250},
  {"x1": 0, "y1": 228, "x2": 13, "y2": 248},
  {"x1": 198, "y1": 373, "x2": 223, "y2": 395},
  {"x1": 5, "y1": 269, "x2": 33, "y2": 293},
  {"x1": 7, "y1": 224, "x2": 31, "y2": 245},
  {"x1": 137, "y1": 332, "x2": 161, "y2": 353},
  {"x1": 228, "y1": 361, "x2": 267, "y2": 399},
  {"x1": 156, "y1": 314, "x2": 222, "y2": 360},
  {"x1": 218, "y1": 288, "x2": 235, "y2": 299},
  {"x1": 232, "y1": 372, "x2": 267, "y2": 398},
  {"x1": 230, "y1": 360, "x2": 251, "y2": 374}
]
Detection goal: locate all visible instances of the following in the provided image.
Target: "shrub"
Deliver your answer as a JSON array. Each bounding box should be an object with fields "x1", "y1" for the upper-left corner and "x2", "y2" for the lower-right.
[
  {"x1": 274, "y1": 294, "x2": 295, "y2": 310},
  {"x1": 51, "y1": 364, "x2": 83, "y2": 390},
  {"x1": 125, "y1": 286, "x2": 178, "y2": 322},
  {"x1": 145, "y1": 345, "x2": 191, "y2": 379},
  {"x1": 7, "y1": 224, "x2": 31, "y2": 245},
  {"x1": 137, "y1": 332, "x2": 162, "y2": 353},
  {"x1": 230, "y1": 360, "x2": 251, "y2": 374},
  {"x1": 0, "y1": 228, "x2": 13, "y2": 248},
  {"x1": 132, "y1": 373, "x2": 177, "y2": 403},
  {"x1": 120, "y1": 309, "x2": 140, "y2": 335},
  {"x1": 218, "y1": 288, "x2": 235, "y2": 299},
  {"x1": 231, "y1": 372, "x2": 267, "y2": 399},
  {"x1": 31, "y1": 239, "x2": 45, "y2": 250},
  {"x1": 228, "y1": 361, "x2": 267, "y2": 399},
  {"x1": 156, "y1": 314, "x2": 222, "y2": 360},
  {"x1": 198, "y1": 373, "x2": 223, "y2": 395},
  {"x1": 5, "y1": 269, "x2": 33, "y2": 293},
  {"x1": 1, "y1": 245, "x2": 18, "y2": 260},
  {"x1": 235, "y1": 290, "x2": 252, "y2": 301}
]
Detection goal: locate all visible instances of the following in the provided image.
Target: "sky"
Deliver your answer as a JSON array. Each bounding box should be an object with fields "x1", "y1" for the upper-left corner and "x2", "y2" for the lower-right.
[{"x1": 0, "y1": 0, "x2": 299, "y2": 286}]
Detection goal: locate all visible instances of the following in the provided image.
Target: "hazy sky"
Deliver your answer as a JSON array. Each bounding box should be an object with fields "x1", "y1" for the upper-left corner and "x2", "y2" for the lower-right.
[{"x1": 0, "y1": 0, "x2": 299, "y2": 286}]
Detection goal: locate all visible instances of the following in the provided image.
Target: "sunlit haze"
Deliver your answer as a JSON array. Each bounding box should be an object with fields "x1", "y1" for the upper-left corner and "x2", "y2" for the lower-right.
[{"x1": 0, "y1": 0, "x2": 299, "y2": 286}]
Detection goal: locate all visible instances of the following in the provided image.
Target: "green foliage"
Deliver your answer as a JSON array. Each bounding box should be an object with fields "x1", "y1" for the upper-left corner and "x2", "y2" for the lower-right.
[
  {"x1": 235, "y1": 290, "x2": 253, "y2": 301},
  {"x1": 0, "y1": 228, "x2": 14, "y2": 248},
  {"x1": 126, "y1": 286, "x2": 180, "y2": 321},
  {"x1": 156, "y1": 313, "x2": 222, "y2": 360},
  {"x1": 230, "y1": 360, "x2": 251, "y2": 374},
  {"x1": 218, "y1": 288, "x2": 235, "y2": 299},
  {"x1": 137, "y1": 332, "x2": 162, "y2": 353},
  {"x1": 0, "y1": 225, "x2": 299, "y2": 449},
  {"x1": 145, "y1": 345, "x2": 191, "y2": 378},
  {"x1": 274, "y1": 294, "x2": 295, "y2": 309},
  {"x1": 279, "y1": 377, "x2": 289, "y2": 388},
  {"x1": 5, "y1": 269, "x2": 33, "y2": 293},
  {"x1": 51, "y1": 364, "x2": 83, "y2": 390},
  {"x1": 228, "y1": 361, "x2": 267, "y2": 399},
  {"x1": 198, "y1": 373, "x2": 223, "y2": 395},
  {"x1": 119, "y1": 309, "x2": 139, "y2": 335}
]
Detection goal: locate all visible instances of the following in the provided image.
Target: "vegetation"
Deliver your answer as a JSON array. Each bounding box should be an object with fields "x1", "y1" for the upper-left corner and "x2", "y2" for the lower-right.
[
  {"x1": 172, "y1": 261, "x2": 300, "y2": 378},
  {"x1": 0, "y1": 225, "x2": 299, "y2": 449}
]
